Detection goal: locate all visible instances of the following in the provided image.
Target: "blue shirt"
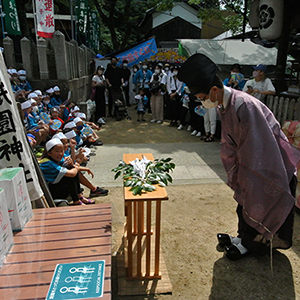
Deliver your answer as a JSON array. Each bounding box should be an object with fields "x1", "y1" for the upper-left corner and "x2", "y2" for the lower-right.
[
  {"x1": 39, "y1": 158, "x2": 68, "y2": 184},
  {"x1": 50, "y1": 96, "x2": 62, "y2": 107},
  {"x1": 26, "y1": 113, "x2": 38, "y2": 130},
  {"x1": 19, "y1": 81, "x2": 32, "y2": 92},
  {"x1": 132, "y1": 69, "x2": 153, "y2": 89}
]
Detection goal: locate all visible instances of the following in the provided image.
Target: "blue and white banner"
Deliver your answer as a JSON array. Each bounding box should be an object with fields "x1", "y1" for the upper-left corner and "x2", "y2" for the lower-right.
[{"x1": 117, "y1": 38, "x2": 158, "y2": 67}]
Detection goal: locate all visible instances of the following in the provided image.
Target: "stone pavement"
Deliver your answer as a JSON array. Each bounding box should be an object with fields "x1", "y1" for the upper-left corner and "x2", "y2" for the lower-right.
[
  {"x1": 87, "y1": 104, "x2": 227, "y2": 188},
  {"x1": 91, "y1": 141, "x2": 226, "y2": 188}
]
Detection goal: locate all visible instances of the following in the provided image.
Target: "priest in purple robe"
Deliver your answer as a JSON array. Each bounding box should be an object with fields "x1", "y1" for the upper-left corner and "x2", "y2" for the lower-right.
[{"x1": 178, "y1": 54, "x2": 300, "y2": 260}]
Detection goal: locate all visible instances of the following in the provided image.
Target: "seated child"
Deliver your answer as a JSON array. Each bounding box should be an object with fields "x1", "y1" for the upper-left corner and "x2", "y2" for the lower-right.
[
  {"x1": 39, "y1": 138, "x2": 97, "y2": 205},
  {"x1": 52, "y1": 132, "x2": 109, "y2": 197},
  {"x1": 50, "y1": 107, "x2": 64, "y2": 136},
  {"x1": 21, "y1": 100, "x2": 50, "y2": 145}
]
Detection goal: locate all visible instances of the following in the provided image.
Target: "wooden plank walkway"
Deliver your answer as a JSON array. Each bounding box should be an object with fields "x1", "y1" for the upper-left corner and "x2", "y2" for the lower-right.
[{"x1": 0, "y1": 204, "x2": 112, "y2": 300}]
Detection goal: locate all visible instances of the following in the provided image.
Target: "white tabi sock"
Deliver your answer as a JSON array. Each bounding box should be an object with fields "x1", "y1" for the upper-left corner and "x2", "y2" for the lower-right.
[
  {"x1": 232, "y1": 237, "x2": 242, "y2": 245},
  {"x1": 235, "y1": 242, "x2": 248, "y2": 255}
]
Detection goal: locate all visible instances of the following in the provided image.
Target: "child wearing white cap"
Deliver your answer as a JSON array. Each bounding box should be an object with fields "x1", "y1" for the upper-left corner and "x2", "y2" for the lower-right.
[
  {"x1": 64, "y1": 129, "x2": 87, "y2": 165},
  {"x1": 22, "y1": 99, "x2": 50, "y2": 145},
  {"x1": 54, "y1": 132, "x2": 109, "y2": 198},
  {"x1": 18, "y1": 69, "x2": 32, "y2": 93},
  {"x1": 50, "y1": 86, "x2": 63, "y2": 107},
  {"x1": 49, "y1": 107, "x2": 64, "y2": 135},
  {"x1": 39, "y1": 138, "x2": 98, "y2": 205},
  {"x1": 10, "y1": 69, "x2": 21, "y2": 93}
]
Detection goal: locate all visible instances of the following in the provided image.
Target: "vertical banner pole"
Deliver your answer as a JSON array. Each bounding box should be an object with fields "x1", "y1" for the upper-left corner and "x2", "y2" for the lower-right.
[
  {"x1": 0, "y1": 0, "x2": 5, "y2": 39},
  {"x1": 70, "y1": 0, "x2": 74, "y2": 40},
  {"x1": 74, "y1": 0, "x2": 78, "y2": 41},
  {"x1": 32, "y1": 0, "x2": 38, "y2": 44}
]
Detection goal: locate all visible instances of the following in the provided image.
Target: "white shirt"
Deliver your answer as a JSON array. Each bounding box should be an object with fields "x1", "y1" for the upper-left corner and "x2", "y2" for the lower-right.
[
  {"x1": 167, "y1": 74, "x2": 183, "y2": 95},
  {"x1": 242, "y1": 78, "x2": 275, "y2": 101},
  {"x1": 222, "y1": 85, "x2": 232, "y2": 109},
  {"x1": 92, "y1": 74, "x2": 106, "y2": 85},
  {"x1": 150, "y1": 71, "x2": 167, "y2": 85}
]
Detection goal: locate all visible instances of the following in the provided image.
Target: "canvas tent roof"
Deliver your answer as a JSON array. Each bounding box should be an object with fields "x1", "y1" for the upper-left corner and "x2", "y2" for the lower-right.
[{"x1": 178, "y1": 39, "x2": 280, "y2": 66}]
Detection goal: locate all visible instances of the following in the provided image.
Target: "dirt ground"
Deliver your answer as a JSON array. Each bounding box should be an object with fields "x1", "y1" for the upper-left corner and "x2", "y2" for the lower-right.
[{"x1": 92, "y1": 107, "x2": 300, "y2": 300}]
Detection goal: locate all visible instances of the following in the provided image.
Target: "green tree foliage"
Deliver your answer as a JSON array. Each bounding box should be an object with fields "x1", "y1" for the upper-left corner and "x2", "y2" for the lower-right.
[
  {"x1": 189, "y1": 0, "x2": 248, "y2": 34},
  {"x1": 92, "y1": 0, "x2": 174, "y2": 53}
]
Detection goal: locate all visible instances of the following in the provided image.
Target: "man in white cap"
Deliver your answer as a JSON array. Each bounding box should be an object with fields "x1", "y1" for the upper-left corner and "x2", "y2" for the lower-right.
[
  {"x1": 178, "y1": 53, "x2": 300, "y2": 261},
  {"x1": 18, "y1": 70, "x2": 32, "y2": 93}
]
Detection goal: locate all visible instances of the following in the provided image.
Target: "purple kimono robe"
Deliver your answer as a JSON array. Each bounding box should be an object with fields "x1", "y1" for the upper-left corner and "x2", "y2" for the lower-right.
[{"x1": 218, "y1": 89, "x2": 300, "y2": 240}]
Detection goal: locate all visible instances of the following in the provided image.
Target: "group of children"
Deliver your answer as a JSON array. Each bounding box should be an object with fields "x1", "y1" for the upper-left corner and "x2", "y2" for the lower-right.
[{"x1": 10, "y1": 67, "x2": 108, "y2": 206}]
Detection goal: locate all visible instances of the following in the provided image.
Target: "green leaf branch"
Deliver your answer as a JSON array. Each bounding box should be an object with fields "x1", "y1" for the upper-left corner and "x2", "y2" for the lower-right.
[{"x1": 111, "y1": 156, "x2": 175, "y2": 195}]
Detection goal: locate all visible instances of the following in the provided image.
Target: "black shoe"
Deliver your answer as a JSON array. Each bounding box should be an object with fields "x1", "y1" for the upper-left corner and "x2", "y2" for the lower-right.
[
  {"x1": 141, "y1": 119, "x2": 146, "y2": 121},
  {"x1": 92, "y1": 140, "x2": 103, "y2": 146},
  {"x1": 224, "y1": 244, "x2": 250, "y2": 261},
  {"x1": 137, "y1": 119, "x2": 140, "y2": 122},
  {"x1": 217, "y1": 233, "x2": 232, "y2": 248},
  {"x1": 90, "y1": 187, "x2": 109, "y2": 198}
]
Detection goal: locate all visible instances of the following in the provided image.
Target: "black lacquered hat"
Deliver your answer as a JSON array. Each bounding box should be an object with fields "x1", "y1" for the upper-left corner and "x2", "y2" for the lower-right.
[{"x1": 178, "y1": 53, "x2": 218, "y2": 95}]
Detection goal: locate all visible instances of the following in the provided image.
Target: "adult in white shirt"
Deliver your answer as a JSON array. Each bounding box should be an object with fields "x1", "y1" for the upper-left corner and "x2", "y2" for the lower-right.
[
  {"x1": 92, "y1": 65, "x2": 106, "y2": 123},
  {"x1": 243, "y1": 64, "x2": 275, "y2": 102}
]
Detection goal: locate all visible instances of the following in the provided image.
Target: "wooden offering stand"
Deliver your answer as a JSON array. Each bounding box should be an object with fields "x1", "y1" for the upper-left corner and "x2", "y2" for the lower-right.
[{"x1": 123, "y1": 153, "x2": 168, "y2": 280}]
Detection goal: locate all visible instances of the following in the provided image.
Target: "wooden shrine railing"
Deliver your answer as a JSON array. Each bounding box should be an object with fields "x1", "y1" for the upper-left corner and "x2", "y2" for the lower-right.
[{"x1": 265, "y1": 95, "x2": 300, "y2": 126}]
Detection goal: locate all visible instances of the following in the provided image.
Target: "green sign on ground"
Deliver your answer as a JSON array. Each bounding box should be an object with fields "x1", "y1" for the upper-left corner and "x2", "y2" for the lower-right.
[{"x1": 46, "y1": 260, "x2": 105, "y2": 299}]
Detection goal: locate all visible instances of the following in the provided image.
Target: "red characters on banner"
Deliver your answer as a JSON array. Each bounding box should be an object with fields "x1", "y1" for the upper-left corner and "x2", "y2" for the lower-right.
[
  {"x1": 45, "y1": 14, "x2": 54, "y2": 27},
  {"x1": 36, "y1": 0, "x2": 55, "y2": 38},
  {"x1": 44, "y1": 0, "x2": 53, "y2": 11}
]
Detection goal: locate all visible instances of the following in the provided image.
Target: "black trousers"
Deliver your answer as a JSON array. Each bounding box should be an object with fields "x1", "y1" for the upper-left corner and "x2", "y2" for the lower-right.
[
  {"x1": 95, "y1": 87, "x2": 106, "y2": 119},
  {"x1": 189, "y1": 99, "x2": 205, "y2": 133},
  {"x1": 169, "y1": 92, "x2": 182, "y2": 121},
  {"x1": 179, "y1": 106, "x2": 189, "y2": 125},
  {"x1": 49, "y1": 174, "x2": 80, "y2": 202},
  {"x1": 237, "y1": 175, "x2": 297, "y2": 255},
  {"x1": 123, "y1": 85, "x2": 130, "y2": 106}
]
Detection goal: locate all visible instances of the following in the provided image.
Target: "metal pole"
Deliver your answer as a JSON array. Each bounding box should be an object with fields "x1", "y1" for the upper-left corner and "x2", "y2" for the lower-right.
[
  {"x1": 0, "y1": 0, "x2": 6, "y2": 38},
  {"x1": 70, "y1": 0, "x2": 74, "y2": 40},
  {"x1": 75, "y1": 0, "x2": 78, "y2": 41},
  {"x1": 32, "y1": 0, "x2": 38, "y2": 44}
]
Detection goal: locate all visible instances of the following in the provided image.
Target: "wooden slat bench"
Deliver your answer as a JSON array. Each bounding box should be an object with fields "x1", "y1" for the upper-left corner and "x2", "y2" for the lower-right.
[{"x1": 0, "y1": 203, "x2": 112, "y2": 300}]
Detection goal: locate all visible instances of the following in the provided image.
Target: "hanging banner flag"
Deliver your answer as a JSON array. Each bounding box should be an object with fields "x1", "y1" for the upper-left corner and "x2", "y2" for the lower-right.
[
  {"x1": 0, "y1": 52, "x2": 43, "y2": 201},
  {"x1": 76, "y1": 0, "x2": 88, "y2": 34},
  {"x1": 116, "y1": 38, "x2": 158, "y2": 67},
  {"x1": 35, "y1": 0, "x2": 55, "y2": 38},
  {"x1": 2, "y1": 0, "x2": 21, "y2": 35},
  {"x1": 87, "y1": 10, "x2": 100, "y2": 51}
]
